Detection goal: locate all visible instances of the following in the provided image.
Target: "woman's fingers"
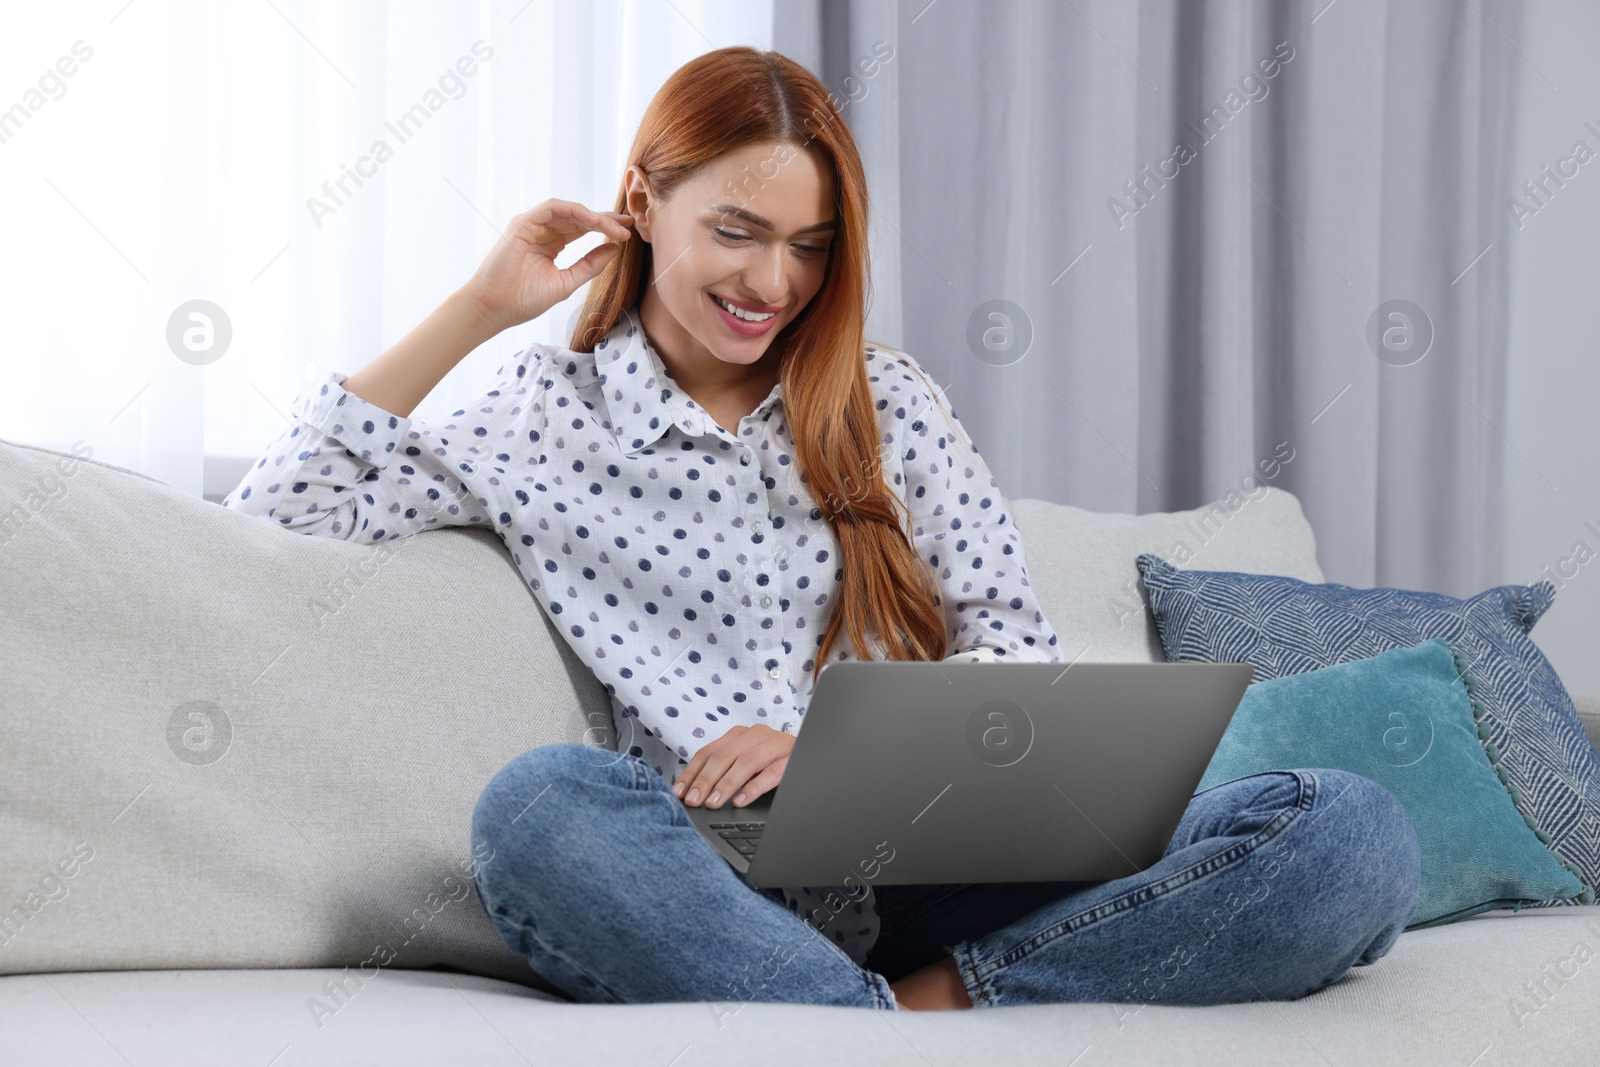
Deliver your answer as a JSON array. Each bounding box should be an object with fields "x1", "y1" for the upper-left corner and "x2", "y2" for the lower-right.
[
  {"x1": 708, "y1": 736, "x2": 792, "y2": 808},
  {"x1": 466, "y1": 199, "x2": 634, "y2": 330},
  {"x1": 678, "y1": 745, "x2": 740, "y2": 805},
  {"x1": 672, "y1": 741, "x2": 720, "y2": 799},
  {"x1": 731, "y1": 757, "x2": 787, "y2": 806},
  {"x1": 564, "y1": 205, "x2": 629, "y2": 240},
  {"x1": 525, "y1": 210, "x2": 631, "y2": 270},
  {"x1": 556, "y1": 240, "x2": 623, "y2": 295},
  {"x1": 678, "y1": 729, "x2": 793, "y2": 809},
  {"x1": 526, "y1": 200, "x2": 632, "y2": 242},
  {"x1": 500, "y1": 201, "x2": 634, "y2": 303},
  {"x1": 674, "y1": 727, "x2": 753, "y2": 805}
]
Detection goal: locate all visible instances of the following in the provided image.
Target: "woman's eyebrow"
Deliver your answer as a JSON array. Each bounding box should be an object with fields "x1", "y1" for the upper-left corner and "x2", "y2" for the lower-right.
[{"x1": 708, "y1": 203, "x2": 837, "y2": 233}]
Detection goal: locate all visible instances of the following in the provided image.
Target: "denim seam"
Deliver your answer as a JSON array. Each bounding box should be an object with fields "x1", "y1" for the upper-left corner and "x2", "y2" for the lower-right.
[
  {"x1": 956, "y1": 769, "x2": 1317, "y2": 1006},
  {"x1": 500, "y1": 909, "x2": 633, "y2": 1003},
  {"x1": 481, "y1": 810, "x2": 635, "y2": 1010},
  {"x1": 629, "y1": 753, "x2": 697, "y2": 831},
  {"x1": 625, "y1": 751, "x2": 653, "y2": 792}
]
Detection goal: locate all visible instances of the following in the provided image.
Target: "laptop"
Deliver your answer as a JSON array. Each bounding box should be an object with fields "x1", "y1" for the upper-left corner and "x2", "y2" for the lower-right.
[{"x1": 685, "y1": 658, "x2": 1253, "y2": 888}]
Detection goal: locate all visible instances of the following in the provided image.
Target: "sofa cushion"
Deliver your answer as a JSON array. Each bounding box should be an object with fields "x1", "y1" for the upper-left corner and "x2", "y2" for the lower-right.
[
  {"x1": 1195, "y1": 639, "x2": 1587, "y2": 927},
  {"x1": 1138, "y1": 553, "x2": 1600, "y2": 916},
  {"x1": 1011, "y1": 486, "x2": 1324, "y2": 663},
  {"x1": 0, "y1": 437, "x2": 613, "y2": 995},
  {"x1": 4, "y1": 908, "x2": 1599, "y2": 1066}
]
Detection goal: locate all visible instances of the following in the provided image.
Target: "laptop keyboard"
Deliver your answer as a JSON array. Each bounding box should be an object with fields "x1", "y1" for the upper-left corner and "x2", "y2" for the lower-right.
[{"x1": 709, "y1": 821, "x2": 766, "y2": 858}]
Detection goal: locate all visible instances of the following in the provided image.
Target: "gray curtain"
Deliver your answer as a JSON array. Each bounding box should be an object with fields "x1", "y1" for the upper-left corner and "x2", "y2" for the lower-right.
[{"x1": 775, "y1": 0, "x2": 1521, "y2": 597}]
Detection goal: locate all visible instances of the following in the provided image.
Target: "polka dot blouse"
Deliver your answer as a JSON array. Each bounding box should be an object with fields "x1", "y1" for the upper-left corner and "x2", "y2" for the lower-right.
[{"x1": 223, "y1": 303, "x2": 1062, "y2": 967}]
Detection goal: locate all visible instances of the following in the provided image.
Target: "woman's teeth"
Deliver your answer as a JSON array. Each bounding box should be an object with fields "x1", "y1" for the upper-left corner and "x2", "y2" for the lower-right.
[{"x1": 713, "y1": 294, "x2": 776, "y2": 322}]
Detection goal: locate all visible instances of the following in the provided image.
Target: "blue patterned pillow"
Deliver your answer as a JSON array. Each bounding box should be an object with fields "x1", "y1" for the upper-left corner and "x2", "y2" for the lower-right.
[
  {"x1": 1195, "y1": 638, "x2": 1585, "y2": 927},
  {"x1": 1137, "y1": 553, "x2": 1600, "y2": 911}
]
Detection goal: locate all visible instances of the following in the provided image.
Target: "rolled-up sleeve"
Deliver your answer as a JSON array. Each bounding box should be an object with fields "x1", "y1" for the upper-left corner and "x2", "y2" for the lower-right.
[
  {"x1": 878, "y1": 346, "x2": 1063, "y2": 664},
  {"x1": 223, "y1": 345, "x2": 548, "y2": 543}
]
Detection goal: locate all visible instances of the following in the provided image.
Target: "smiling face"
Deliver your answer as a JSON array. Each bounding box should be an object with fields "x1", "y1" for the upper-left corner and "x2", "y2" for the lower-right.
[{"x1": 626, "y1": 140, "x2": 838, "y2": 384}]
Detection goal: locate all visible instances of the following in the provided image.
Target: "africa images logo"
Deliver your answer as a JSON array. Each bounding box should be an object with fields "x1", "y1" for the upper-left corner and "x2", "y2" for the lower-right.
[{"x1": 966, "y1": 698, "x2": 1035, "y2": 768}]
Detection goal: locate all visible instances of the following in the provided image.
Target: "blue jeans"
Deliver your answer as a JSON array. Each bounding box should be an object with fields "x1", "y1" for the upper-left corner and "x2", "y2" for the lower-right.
[{"x1": 470, "y1": 743, "x2": 1420, "y2": 1009}]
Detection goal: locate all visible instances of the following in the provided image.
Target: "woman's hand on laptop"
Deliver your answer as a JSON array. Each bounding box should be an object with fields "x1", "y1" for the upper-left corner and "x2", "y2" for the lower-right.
[{"x1": 671, "y1": 724, "x2": 794, "y2": 809}]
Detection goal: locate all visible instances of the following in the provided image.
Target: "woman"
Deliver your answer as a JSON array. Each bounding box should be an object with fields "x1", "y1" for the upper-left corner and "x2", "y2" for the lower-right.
[{"x1": 226, "y1": 46, "x2": 1420, "y2": 1011}]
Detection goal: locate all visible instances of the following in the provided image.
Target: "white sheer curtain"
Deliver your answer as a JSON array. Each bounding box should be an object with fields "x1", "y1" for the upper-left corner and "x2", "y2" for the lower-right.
[{"x1": 0, "y1": 0, "x2": 772, "y2": 499}]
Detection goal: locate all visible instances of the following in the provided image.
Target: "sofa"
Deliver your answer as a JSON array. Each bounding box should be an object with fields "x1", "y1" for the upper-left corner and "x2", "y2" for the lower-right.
[{"x1": 2, "y1": 434, "x2": 1596, "y2": 1066}]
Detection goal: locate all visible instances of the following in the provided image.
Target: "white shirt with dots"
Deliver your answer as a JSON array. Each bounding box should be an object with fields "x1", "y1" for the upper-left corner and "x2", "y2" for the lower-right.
[{"x1": 224, "y1": 304, "x2": 1063, "y2": 967}]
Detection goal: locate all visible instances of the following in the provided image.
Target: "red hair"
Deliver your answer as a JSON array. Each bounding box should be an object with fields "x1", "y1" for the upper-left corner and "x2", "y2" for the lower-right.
[{"x1": 569, "y1": 46, "x2": 948, "y2": 683}]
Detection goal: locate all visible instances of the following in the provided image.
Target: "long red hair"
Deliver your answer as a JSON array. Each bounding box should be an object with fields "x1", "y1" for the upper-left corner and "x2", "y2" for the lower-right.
[{"x1": 569, "y1": 46, "x2": 948, "y2": 683}]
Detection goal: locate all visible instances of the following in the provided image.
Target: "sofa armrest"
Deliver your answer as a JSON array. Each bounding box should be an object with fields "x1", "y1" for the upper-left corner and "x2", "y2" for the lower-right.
[{"x1": 1573, "y1": 693, "x2": 1600, "y2": 754}]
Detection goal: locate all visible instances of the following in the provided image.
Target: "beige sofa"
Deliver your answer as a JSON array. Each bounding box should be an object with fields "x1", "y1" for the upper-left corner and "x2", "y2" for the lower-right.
[{"x1": 2, "y1": 435, "x2": 1596, "y2": 1065}]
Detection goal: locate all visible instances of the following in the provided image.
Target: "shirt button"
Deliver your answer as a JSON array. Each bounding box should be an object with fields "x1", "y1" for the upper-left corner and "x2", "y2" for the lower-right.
[
  {"x1": 752, "y1": 520, "x2": 764, "y2": 535},
  {"x1": 740, "y1": 452, "x2": 751, "y2": 465},
  {"x1": 768, "y1": 666, "x2": 781, "y2": 680},
  {"x1": 760, "y1": 595, "x2": 773, "y2": 608}
]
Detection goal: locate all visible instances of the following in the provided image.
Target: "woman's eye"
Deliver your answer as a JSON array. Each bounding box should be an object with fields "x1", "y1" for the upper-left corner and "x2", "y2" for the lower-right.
[{"x1": 713, "y1": 227, "x2": 828, "y2": 256}]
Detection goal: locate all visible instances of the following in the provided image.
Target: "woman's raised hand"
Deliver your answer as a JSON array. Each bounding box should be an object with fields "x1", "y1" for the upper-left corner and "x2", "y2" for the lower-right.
[{"x1": 465, "y1": 199, "x2": 635, "y2": 333}]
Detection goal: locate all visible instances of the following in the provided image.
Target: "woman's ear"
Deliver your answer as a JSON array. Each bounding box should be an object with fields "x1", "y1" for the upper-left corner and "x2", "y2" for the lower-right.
[{"x1": 622, "y1": 165, "x2": 654, "y2": 243}]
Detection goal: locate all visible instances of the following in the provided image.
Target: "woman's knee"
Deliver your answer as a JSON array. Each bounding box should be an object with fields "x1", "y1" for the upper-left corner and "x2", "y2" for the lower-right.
[
  {"x1": 1303, "y1": 768, "x2": 1420, "y2": 893},
  {"x1": 1289, "y1": 769, "x2": 1421, "y2": 977},
  {"x1": 470, "y1": 743, "x2": 649, "y2": 929},
  {"x1": 472, "y1": 743, "x2": 629, "y2": 856}
]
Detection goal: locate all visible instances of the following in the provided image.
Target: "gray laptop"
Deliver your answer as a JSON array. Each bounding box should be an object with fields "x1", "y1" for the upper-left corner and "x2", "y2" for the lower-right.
[{"x1": 686, "y1": 659, "x2": 1253, "y2": 887}]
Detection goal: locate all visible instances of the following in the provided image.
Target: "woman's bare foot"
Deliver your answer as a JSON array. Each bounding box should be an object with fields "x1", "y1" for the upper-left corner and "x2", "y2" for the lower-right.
[{"x1": 889, "y1": 956, "x2": 973, "y2": 1010}]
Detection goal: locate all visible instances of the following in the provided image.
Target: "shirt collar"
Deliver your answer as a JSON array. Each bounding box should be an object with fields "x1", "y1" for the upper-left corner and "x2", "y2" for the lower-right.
[{"x1": 594, "y1": 305, "x2": 784, "y2": 456}]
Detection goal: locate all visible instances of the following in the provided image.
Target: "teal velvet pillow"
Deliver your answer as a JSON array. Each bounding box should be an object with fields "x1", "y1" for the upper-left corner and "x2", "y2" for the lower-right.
[{"x1": 1196, "y1": 638, "x2": 1588, "y2": 929}]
